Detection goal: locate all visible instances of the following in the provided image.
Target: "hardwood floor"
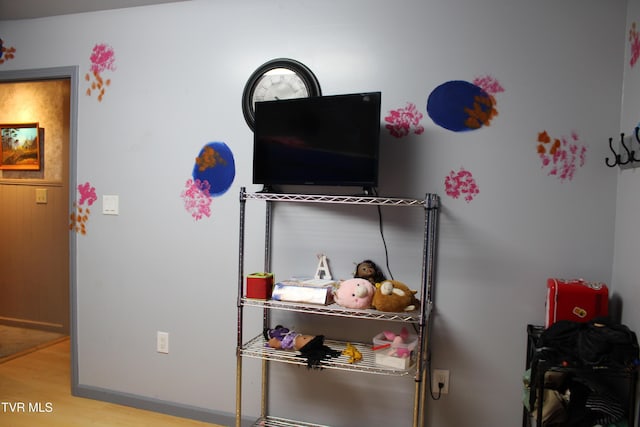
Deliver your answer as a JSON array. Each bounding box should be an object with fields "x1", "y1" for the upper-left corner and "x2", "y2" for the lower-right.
[{"x1": 0, "y1": 339, "x2": 222, "y2": 426}]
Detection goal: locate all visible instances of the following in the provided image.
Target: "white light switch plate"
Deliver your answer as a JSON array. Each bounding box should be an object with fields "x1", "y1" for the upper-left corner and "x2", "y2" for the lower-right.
[{"x1": 102, "y1": 195, "x2": 119, "y2": 215}]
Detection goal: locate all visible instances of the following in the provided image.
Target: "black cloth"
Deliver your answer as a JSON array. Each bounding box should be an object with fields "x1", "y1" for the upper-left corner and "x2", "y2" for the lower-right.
[{"x1": 297, "y1": 335, "x2": 341, "y2": 369}]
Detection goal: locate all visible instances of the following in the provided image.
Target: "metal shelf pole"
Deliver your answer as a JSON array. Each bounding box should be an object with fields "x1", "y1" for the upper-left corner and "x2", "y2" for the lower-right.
[{"x1": 235, "y1": 187, "x2": 247, "y2": 427}]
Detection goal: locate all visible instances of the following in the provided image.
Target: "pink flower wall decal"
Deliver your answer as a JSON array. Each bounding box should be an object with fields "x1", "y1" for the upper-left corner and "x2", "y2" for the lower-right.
[
  {"x1": 629, "y1": 22, "x2": 640, "y2": 68},
  {"x1": 77, "y1": 182, "x2": 97, "y2": 206},
  {"x1": 89, "y1": 44, "x2": 116, "y2": 74},
  {"x1": 70, "y1": 181, "x2": 97, "y2": 235},
  {"x1": 85, "y1": 43, "x2": 116, "y2": 102},
  {"x1": 536, "y1": 130, "x2": 587, "y2": 182},
  {"x1": 444, "y1": 168, "x2": 479, "y2": 202},
  {"x1": 385, "y1": 102, "x2": 425, "y2": 138},
  {"x1": 181, "y1": 178, "x2": 212, "y2": 221},
  {"x1": 472, "y1": 75, "x2": 504, "y2": 96}
]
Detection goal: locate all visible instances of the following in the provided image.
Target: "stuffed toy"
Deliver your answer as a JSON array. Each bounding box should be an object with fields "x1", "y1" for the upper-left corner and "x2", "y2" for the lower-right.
[
  {"x1": 373, "y1": 327, "x2": 414, "y2": 358},
  {"x1": 342, "y1": 342, "x2": 362, "y2": 363},
  {"x1": 264, "y1": 325, "x2": 341, "y2": 369},
  {"x1": 371, "y1": 280, "x2": 420, "y2": 312},
  {"x1": 333, "y1": 278, "x2": 375, "y2": 309},
  {"x1": 354, "y1": 259, "x2": 386, "y2": 284}
]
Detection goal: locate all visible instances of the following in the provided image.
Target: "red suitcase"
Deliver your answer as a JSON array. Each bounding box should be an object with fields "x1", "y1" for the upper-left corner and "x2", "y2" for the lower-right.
[{"x1": 545, "y1": 278, "x2": 609, "y2": 328}]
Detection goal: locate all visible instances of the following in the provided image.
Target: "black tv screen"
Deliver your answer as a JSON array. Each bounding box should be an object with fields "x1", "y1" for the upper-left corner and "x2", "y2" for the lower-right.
[{"x1": 253, "y1": 92, "x2": 381, "y2": 189}]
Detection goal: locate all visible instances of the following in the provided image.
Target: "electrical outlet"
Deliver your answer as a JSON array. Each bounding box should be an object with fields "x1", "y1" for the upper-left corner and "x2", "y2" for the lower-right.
[
  {"x1": 157, "y1": 331, "x2": 169, "y2": 354},
  {"x1": 432, "y1": 369, "x2": 450, "y2": 394}
]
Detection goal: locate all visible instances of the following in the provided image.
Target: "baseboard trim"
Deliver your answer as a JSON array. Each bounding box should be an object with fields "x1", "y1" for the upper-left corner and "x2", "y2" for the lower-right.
[
  {"x1": 72, "y1": 383, "x2": 238, "y2": 426},
  {"x1": 0, "y1": 316, "x2": 65, "y2": 333}
]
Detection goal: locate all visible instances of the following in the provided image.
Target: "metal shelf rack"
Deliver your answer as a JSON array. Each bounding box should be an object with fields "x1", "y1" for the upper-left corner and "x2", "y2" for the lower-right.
[
  {"x1": 241, "y1": 334, "x2": 417, "y2": 376},
  {"x1": 235, "y1": 187, "x2": 440, "y2": 427},
  {"x1": 240, "y1": 297, "x2": 432, "y2": 323}
]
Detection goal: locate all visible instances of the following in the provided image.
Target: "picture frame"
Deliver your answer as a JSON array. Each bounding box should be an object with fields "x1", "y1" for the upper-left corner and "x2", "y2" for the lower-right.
[{"x1": 0, "y1": 122, "x2": 41, "y2": 170}]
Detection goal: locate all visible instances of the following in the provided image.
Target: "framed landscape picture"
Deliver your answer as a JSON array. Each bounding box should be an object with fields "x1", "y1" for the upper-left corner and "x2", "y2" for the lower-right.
[{"x1": 0, "y1": 123, "x2": 41, "y2": 170}]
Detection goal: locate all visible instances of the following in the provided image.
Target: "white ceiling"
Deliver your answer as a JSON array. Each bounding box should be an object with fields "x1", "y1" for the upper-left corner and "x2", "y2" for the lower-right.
[{"x1": 0, "y1": 0, "x2": 188, "y2": 20}]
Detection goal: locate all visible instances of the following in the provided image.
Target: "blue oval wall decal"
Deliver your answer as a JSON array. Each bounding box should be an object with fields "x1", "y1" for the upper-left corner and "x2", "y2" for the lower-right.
[
  {"x1": 427, "y1": 80, "x2": 495, "y2": 132},
  {"x1": 192, "y1": 141, "x2": 236, "y2": 197}
]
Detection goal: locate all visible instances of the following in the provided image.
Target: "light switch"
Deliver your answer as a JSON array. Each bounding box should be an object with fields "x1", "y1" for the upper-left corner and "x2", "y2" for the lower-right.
[
  {"x1": 102, "y1": 195, "x2": 119, "y2": 215},
  {"x1": 35, "y1": 188, "x2": 48, "y2": 204}
]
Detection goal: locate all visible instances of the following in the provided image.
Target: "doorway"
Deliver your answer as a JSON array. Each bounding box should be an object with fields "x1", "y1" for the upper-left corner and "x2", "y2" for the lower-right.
[{"x1": 0, "y1": 66, "x2": 78, "y2": 382}]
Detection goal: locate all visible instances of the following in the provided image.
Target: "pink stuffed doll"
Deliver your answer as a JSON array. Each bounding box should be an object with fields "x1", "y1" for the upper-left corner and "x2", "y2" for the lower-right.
[
  {"x1": 374, "y1": 327, "x2": 413, "y2": 358},
  {"x1": 333, "y1": 278, "x2": 375, "y2": 309},
  {"x1": 383, "y1": 327, "x2": 411, "y2": 358}
]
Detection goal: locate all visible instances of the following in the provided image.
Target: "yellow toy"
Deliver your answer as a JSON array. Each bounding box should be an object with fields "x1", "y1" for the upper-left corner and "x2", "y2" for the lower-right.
[{"x1": 342, "y1": 342, "x2": 362, "y2": 363}]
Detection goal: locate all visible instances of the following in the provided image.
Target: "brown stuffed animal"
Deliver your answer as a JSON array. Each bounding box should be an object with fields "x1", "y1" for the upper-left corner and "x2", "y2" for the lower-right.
[{"x1": 371, "y1": 280, "x2": 420, "y2": 312}]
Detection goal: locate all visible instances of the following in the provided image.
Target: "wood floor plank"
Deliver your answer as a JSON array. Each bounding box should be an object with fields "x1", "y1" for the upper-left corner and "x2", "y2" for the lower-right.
[{"x1": 0, "y1": 339, "x2": 222, "y2": 426}]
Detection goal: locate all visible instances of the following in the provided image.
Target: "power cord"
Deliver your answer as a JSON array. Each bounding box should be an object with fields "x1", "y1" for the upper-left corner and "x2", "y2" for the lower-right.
[
  {"x1": 429, "y1": 369, "x2": 444, "y2": 400},
  {"x1": 376, "y1": 204, "x2": 394, "y2": 280},
  {"x1": 426, "y1": 347, "x2": 443, "y2": 401},
  {"x1": 373, "y1": 188, "x2": 443, "y2": 401},
  {"x1": 372, "y1": 187, "x2": 394, "y2": 280},
  {"x1": 373, "y1": 190, "x2": 413, "y2": 336},
  {"x1": 434, "y1": 381, "x2": 444, "y2": 400}
]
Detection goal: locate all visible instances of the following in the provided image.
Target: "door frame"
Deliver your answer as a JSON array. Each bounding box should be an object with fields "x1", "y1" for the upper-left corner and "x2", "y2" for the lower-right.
[{"x1": 0, "y1": 66, "x2": 79, "y2": 391}]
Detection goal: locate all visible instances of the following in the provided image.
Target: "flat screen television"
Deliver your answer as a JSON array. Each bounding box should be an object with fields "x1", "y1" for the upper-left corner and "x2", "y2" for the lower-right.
[{"x1": 253, "y1": 91, "x2": 381, "y2": 191}]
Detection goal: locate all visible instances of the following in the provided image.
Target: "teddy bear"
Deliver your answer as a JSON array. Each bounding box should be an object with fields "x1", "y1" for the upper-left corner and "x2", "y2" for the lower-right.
[
  {"x1": 333, "y1": 278, "x2": 375, "y2": 309},
  {"x1": 371, "y1": 280, "x2": 420, "y2": 312}
]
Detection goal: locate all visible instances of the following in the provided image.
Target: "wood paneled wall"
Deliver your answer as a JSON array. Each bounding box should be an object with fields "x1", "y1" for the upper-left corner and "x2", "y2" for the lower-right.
[{"x1": 0, "y1": 182, "x2": 69, "y2": 333}]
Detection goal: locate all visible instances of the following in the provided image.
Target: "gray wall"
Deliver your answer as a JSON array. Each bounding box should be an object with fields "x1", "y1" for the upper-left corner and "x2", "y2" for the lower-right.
[
  {"x1": 615, "y1": 3, "x2": 640, "y2": 421},
  {"x1": 0, "y1": 0, "x2": 630, "y2": 426}
]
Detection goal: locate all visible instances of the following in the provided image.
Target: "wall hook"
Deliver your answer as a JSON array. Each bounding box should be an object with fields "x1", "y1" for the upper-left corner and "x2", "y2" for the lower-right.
[
  {"x1": 605, "y1": 137, "x2": 620, "y2": 167},
  {"x1": 605, "y1": 127, "x2": 640, "y2": 168},
  {"x1": 619, "y1": 132, "x2": 632, "y2": 165},
  {"x1": 633, "y1": 127, "x2": 640, "y2": 162}
]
